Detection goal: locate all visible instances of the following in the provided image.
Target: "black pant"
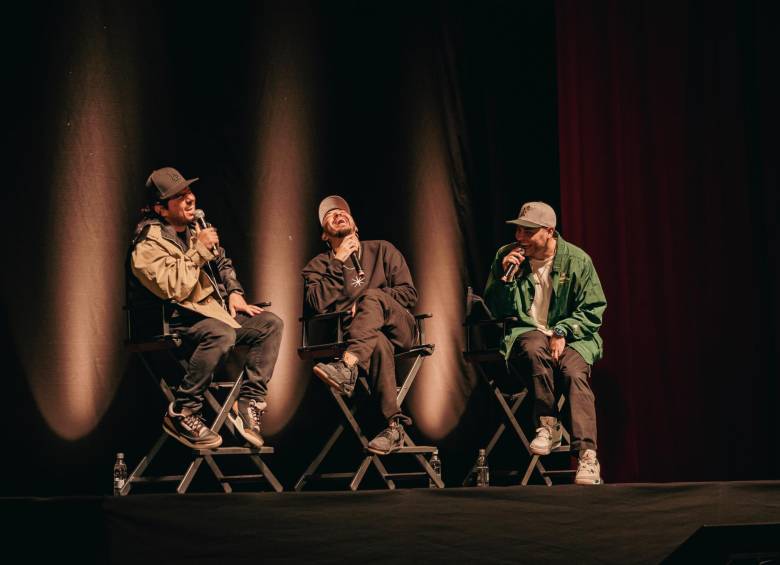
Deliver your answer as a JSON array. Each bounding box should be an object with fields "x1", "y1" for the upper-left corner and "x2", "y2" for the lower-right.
[
  {"x1": 345, "y1": 289, "x2": 416, "y2": 420},
  {"x1": 510, "y1": 330, "x2": 597, "y2": 454},
  {"x1": 171, "y1": 310, "x2": 283, "y2": 412}
]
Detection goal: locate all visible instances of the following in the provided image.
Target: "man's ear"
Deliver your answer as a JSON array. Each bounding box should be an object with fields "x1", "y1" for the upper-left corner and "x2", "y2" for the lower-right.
[{"x1": 153, "y1": 202, "x2": 166, "y2": 217}]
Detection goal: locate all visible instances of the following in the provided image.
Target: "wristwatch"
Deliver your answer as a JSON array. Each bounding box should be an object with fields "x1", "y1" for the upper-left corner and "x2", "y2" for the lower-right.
[{"x1": 553, "y1": 327, "x2": 566, "y2": 338}]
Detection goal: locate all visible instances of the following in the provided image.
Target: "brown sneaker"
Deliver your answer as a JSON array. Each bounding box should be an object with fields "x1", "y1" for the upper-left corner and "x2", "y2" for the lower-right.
[
  {"x1": 367, "y1": 415, "x2": 412, "y2": 455},
  {"x1": 163, "y1": 403, "x2": 222, "y2": 449},
  {"x1": 313, "y1": 359, "x2": 358, "y2": 397},
  {"x1": 233, "y1": 398, "x2": 266, "y2": 448}
]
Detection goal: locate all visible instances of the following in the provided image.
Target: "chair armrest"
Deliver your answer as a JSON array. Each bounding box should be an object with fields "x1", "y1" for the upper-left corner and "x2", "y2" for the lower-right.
[
  {"x1": 464, "y1": 317, "x2": 518, "y2": 327},
  {"x1": 298, "y1": 310, "x2": 351, "y2": 323}
]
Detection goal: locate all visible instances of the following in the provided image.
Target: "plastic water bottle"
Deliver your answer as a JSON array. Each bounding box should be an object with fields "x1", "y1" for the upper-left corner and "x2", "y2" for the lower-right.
[
  {"x1": 475, "y1": 448, "x2": 490, "y2": 487},
  {"x1": 429, "y1": 449, "x2": 442, "y2": 488},
  {"x1": 113, "y1": 453, "x2": 127, "y2": 496}
]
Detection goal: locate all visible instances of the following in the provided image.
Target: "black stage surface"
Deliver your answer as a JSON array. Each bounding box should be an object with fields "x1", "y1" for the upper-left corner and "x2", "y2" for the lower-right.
[{"x1": 4, "y1": 481, "x2": 779, "y2": 564}]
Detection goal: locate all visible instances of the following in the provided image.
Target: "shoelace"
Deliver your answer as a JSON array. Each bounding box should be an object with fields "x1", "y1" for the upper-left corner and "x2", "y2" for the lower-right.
[
  {"x1": 377, "y1": 425, "x2": 401, "y2": 443},
  {"x1": 248, "y1": 401, "x2": 263, "y2": 429},
  {"x1": 340, "y1": 361, "x2": 357, "y2": 383},
  {"x1": 183, "y1": 413, "x2": 206, "y2": 434},
  {"x1": 579, "y1": 456, "x2": 597, "y2": 473},
  {"x1": 535, "y1": 427, "x2": 552, "y2": 439}
]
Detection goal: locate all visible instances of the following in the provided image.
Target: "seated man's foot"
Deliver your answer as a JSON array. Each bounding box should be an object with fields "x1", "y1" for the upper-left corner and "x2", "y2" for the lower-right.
[
  {"x1": 530, "y1": 416, "x2": 562, "y2": 455},
  {"x1": 575, "y1": 449, "x2": 603, "y2": 485},
  {"x1": 233, "y1": 397, "x2": 266, "y2": 448},
  {"x1": 367, "y1": 415, "x2": 412, "y2": 455},
  {"x1": 163, "y1": 402, "x2": 222, "y2": 449},
  {"x1": 313, "y1": 359, "x2": 357, "y2": 397}
]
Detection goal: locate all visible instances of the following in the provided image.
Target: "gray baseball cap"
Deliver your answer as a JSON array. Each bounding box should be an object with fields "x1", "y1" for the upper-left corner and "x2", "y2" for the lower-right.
[
  {"x1": 506, "y1": 201, "x2": 557, "y2": 229},
  {"x1": 145, "y1": 167, "x2": 198, "y2": 201},
  {"x1": 318, "y1": 195, "x2": 351, "y2": 226}
]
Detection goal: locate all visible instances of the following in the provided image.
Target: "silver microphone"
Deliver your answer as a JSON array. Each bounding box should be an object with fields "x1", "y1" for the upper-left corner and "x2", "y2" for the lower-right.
[{"x1": 194, "y1": 209, "x2": 219, "y2": 255}]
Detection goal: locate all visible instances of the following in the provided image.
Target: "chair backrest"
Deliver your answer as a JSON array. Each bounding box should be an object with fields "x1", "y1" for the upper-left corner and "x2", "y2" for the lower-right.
[
  {"x1": 464, "y1": 286, "x2": 512, "y2": 356},
  {"x1": 298, "y1": 309, "x2": 433, "y2": 361}
]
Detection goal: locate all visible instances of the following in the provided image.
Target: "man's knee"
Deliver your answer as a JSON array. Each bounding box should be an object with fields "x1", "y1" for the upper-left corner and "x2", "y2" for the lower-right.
[
  {"x1": 558, "y1": 349, "x2": 590, "y2": 385},
  {"x1": 516, "y1": 332, "x2": 550, "y2": 363},
  {"x1": 255, "y1": 311, "x2": 284, "y2": 334},
  {"x1": 265, "y1": 311, "x2": 284, "y2": 333},
  {"x1": 358, "y1": 288, "x2": 385, "y2": 304}
]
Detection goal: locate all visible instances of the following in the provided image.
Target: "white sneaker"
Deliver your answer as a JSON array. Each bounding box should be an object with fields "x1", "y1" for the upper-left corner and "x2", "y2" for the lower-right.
[
  {"x1": 575, "y1": 449, "x2": 602, "y2": 485},
  {"x1": 529, "y1": 417, "x2": 562, "y2": 455}
]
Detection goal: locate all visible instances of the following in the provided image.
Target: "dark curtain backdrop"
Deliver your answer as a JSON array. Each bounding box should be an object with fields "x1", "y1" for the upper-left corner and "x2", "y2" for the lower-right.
[
  {"x1": 556, "y1": 0, "x2": 779, "y2": 482},
  {"x1": 0, "y1": 1, "x2": 560, "y2": 495},
  {"x1": 1, "y1": 1, "x2": 776, "y2": 496}
]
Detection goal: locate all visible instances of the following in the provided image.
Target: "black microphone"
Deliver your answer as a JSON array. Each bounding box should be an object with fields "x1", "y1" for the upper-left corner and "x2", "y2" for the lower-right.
[
  {"x1": 500, "y1": 245, "x2": 525, "y2": 283},
  {"x1": 194, "y1": 209, "x2": 219, "y2": 256},
  {"x1": 351, "y1": 252, "x2": 365, "y2": 279}
]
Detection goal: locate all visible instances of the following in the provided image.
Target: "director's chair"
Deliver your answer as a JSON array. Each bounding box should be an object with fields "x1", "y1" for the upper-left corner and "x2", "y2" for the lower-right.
[
  {"x1": 294, "y1": 310, "x2": 444, "y2": 491},
  {"x1": 461, "y1": 287, "x2": 575, "y2": 486},
  {"x1": 122, "y1": 300, "x2": 283, "y2": 494}
]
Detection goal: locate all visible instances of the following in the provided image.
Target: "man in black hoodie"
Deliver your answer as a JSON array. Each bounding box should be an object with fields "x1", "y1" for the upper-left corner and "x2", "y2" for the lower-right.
[{"x1": 302, "y1": 196, "x2": 417, "y2": 455}]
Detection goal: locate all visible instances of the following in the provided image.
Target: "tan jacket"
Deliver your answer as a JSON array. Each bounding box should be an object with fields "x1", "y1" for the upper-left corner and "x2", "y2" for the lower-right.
[{"x1": 131, "y1": 224, "x2": 241, "y2": 329}]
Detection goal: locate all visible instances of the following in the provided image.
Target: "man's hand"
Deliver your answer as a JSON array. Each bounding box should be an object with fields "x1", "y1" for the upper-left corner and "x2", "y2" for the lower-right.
[
  {"x1": 550, "y1": 335, "x2": 566, "y2": 362},
  {"x1": 333, "y1": 234, "x2": 360, "y2": 263},
  {"x1": 229, "y1": 293, "x2": 264, "y2": 318},
  {"x1": 194, "y1": 223, "x2": 220, "y2": 251},
  {"x1": 501, "y1": 247, "x2": 526, "y2": 279}
]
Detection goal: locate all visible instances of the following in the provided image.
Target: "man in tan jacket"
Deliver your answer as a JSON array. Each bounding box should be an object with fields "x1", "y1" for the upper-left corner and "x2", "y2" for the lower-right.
[{"x1": 129, "y1": 167, "x2": 283, "y2": 449}]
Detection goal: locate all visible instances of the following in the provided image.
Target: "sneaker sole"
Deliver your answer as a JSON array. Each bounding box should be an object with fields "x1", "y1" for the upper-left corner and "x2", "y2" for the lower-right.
[
  {"x1": 234, "y1": 420, "x2": 264, "y2": 448},
  {"x1": 162, "y1": 421, "x2": 223, "y2": 450},
  {"x1": 312, "y1": 365, "x2": 355, "y2": 396},
  {"x1": 575, "y1": 478, "x2": 603, "y2": 485},
  {"x1": 231, "y1": 409, "x2": 265, "y2": 448},
  {"x1": 366, "y1": 445, "x2": 403, "y2": 456},
  {"x1": 312, "y1": 365, "x2": 341, "y2": 389},
  {"x1": 530, "y1": 440, "x2": 562, "y2": 456}
]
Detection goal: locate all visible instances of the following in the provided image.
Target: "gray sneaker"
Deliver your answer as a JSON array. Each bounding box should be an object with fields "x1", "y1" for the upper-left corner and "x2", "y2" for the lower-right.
[
  {"x1": 233, "y1": 398, "x2": 266, "y2": 448},
  {"x1": 313, "y1": 359, "x2": 358, "y2": 397},
  {"x1": 575, "y1": 449, "x2": 603, "y2": 485},
  {"x1": 163, "y1": 403, "x2": 223, "y2": 449},
  {"x1": 367, "y1": 415, "x2": 412, "y2": 455},
  {"x1": 530, "y1": 416, "x2": 562, "y2": 456}
]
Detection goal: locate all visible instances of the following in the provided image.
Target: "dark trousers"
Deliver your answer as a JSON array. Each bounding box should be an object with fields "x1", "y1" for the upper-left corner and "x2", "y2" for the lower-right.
[
  {"x1": 172, "y1": 310, "x2": 283, "y2": 412},
  {"x1": 345, "y1": 289, "x2": 416, "y2": 420},
  {"x1": 510, "y1": 330, "x2": 597, "y2": 454}
]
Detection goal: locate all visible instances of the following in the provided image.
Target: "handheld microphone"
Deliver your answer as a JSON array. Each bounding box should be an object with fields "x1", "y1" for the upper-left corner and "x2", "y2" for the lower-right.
[
  {"x1": 351, "y1": 252, "x2": 365, "y2": 279},
  {"x1": 193, "y1": 209, "x2": 219, "y2": 256},
  {"x1": 500, "y1": 245, "x2": 525, "y2": 283}
]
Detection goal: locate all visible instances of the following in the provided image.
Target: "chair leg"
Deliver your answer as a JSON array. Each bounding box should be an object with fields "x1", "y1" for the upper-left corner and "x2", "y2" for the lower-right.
[
  {"x1": 122, "y1": 432, "x2": 169, "y2": 495},
  {"x1": 203, "y1": 454, "x2": 232, "y2": 494},
  {"x1": 177, "y1": 457, "x2": 204, "y2": 494},
  {"x1": 294, "y1": 422, "x2": 347, "y2": 491},
  {"x1": 249, "y1": 455, "x2": 284, "y2": 493}
]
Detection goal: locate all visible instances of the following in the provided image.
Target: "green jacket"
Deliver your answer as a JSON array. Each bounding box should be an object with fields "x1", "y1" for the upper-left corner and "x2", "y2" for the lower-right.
[{"x1": 483, "y1": 235, "x2": 607, "y2": 365}]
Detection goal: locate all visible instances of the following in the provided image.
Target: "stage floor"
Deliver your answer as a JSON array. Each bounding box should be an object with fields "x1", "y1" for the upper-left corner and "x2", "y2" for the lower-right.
[{"x1": 5, "y1": 481, "x2": 780, "y2": 564}]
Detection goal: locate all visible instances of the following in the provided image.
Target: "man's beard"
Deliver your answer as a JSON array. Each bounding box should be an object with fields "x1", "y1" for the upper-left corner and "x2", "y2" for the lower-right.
[{"x1": 326, "y1": 225, "x2": 354, "y2": 238}]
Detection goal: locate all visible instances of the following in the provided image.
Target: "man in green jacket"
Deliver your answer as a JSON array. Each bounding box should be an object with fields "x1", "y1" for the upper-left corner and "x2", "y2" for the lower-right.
[{"x1": 484, "y1": 201, "x2": 607, "y2": 485}]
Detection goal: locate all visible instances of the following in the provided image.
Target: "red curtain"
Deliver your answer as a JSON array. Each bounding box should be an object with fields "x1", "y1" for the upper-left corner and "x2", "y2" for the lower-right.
[{"x1": 556, "y1": 1, "x2": 779, "y2": 481}]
